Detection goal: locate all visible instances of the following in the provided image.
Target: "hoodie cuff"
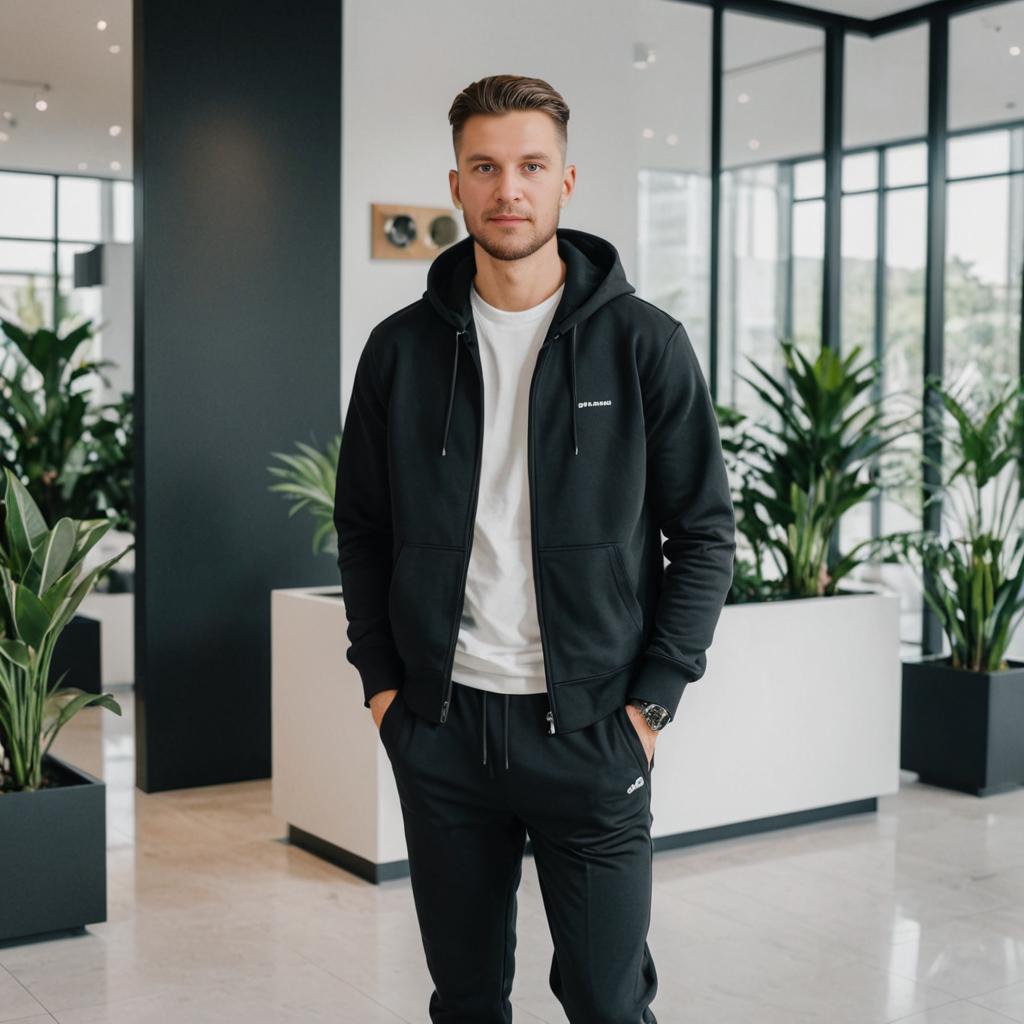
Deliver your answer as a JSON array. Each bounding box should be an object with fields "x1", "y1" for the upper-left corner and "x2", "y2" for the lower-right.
[
  {"x1": 354, "y1": 645, "x2": 406, "y2": 708},
  {"x1": 626, "y1": 654, "x2": 691, "y2": 722}
]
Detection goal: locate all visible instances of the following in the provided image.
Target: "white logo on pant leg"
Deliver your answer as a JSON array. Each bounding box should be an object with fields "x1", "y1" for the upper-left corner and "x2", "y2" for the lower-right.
[{"x1": 627, "y1": 775, "x2": 644, "y2": 794}]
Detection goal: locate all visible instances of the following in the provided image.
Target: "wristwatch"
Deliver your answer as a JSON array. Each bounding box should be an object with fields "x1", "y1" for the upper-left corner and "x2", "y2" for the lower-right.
[{"x1": 629, "y1": 699, "x2": 671, "y2": 731}]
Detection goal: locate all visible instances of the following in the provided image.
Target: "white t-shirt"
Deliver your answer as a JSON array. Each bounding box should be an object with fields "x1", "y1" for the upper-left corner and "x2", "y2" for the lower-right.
[{"x1": 451, "y1": 279, "x2": 565, "y2": 695}]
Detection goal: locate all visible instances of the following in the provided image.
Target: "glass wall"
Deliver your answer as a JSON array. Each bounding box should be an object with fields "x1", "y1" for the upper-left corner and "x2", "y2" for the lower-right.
[
  {"x1": 839, "y1": 24, "x2": 929, "y2": 648},
  {"x1": 0, "y1": 169, "x2": 131, "y2": 332},
  {"x1": 633, "y1": 0, "x2": 712, "y2": 371},
  {"x1": 718, "y1": 11, "x2": 824, "y2": 418}
]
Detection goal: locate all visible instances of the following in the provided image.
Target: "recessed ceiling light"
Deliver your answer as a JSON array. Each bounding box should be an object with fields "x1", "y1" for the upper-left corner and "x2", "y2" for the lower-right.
[
  {"x1": 109, "y1": 44, "x2": 121, "y2": 54},
  {"x1": 109, "y1": 124, "x2": 122, "y2": 137},
  {"x1": 738, "y1": 92, "x2": 750, "y2": 104},
  {"x1": 110, "y1": 160, "x2": 121, "y2": 171},
  {"x1": 1011, "y1": 45, "x2": 1021, "y2": 56},
  {"x1": 748, "y1": 138, "x2": 761, "y2": 150},
  {"x1": 0, "y1": 132, "x2": 8, "y2": 143},
  {"x1": 78, "y1": 161, "x2": 88, "y2": 170},
  {"x1": 35, "y1": 98, "x2": 47, "y2": 112},
  {"x1": 665, "y1": 133, "x2": 679, "y2": 145},
  {"x1": 641, "y1": 128, "x2": 655, "y2": 139},
  {"x1": 97, "y1": 19, "x2": 107, "y2": 30}
]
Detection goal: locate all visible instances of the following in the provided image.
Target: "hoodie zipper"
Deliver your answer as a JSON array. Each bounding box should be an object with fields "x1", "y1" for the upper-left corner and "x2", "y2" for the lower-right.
[
  {"x1": 529, "y1": 331, "x2": 560, "y2": 734},
  {"x1": 439, "y1": 325, "x2": 483, "y2": 724},
  {"x1": 439, "y1": 321, "x2": 562, "y2": 734}
]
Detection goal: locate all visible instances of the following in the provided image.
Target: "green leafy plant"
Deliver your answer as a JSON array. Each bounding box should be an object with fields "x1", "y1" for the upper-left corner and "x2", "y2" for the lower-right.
[
  {"x1": 0, "y1": 316, "x2": 132, "y2": 536},
  {"x1": 267, "y1": 434, "x2": 342, "y2": 557},
  {"x1": 0, "y1": 467, "x2": 131, "y2": 792},
  {"x1": 887, "y1": 376, "x2": 1024, "y2": 671},
  {"x1": 718, "y1": 340, "x2": 919, "y2": 601}
]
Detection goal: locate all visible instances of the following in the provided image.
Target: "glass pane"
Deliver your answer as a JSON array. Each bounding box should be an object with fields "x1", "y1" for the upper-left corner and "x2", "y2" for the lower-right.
[
  {"x1": 0, "y1": 241, "x2": 54, "y2": 328},
  {"x1": 840, "y1": 192, "x2": 877, "y2": 355},
  {"x1": 723, "y1": 12, "x2": 824, "y2": 169},
  {"x1": 58, "y1": 177, "x2": 103, "y2": 242},
  {"x1": 842, "y1": 151, "x2": 878, "y2": 193},
  {"x1": 0, "y1": 171, "x2": 54, "y2": 239},
  {"x1": 950, "y1": 1, "x2": 1024, "y2": 132},
  {"x1": 637, "y1": 170, "x2": 711, "y2": 362},
  {"x1": 844, "y1": 24, "x2": 928, "y2": 149},
  {"x1": 0, "y1": 238, "x2": 53, "y2": 274},
  {"x1": 791, "y1": 198, "x2": 823, "y2": 358},
  {"x1": 718, "y1": 163, "x2": 787, "y2": 417},
  {"x1": 883, "y1": 186, "x2": 927, "y2": 646},
  {"x1": 794, "y1": 159, "x2": 824, "y2": 199},
  {"x1": 945, "y1": 176, "x2": 1021, "y2": 389},
  {"x1": 886, "y1": 143, "x2": 927, "y2": 187},
  {"x1": 948, "y1": 129, "x2": 1012, "y2": 179},
  {"x1": 633, "y1": 0, "x2": 712, "y2": 368},
  {"x1": 113, "y1": 180, "x2": 134, "y2": 243}
]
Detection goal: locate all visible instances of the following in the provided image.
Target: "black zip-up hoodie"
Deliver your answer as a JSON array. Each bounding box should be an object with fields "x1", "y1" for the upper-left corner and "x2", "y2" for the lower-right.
[{"x1": 333, "y1": 227, "x2": 735, "y2": 734}]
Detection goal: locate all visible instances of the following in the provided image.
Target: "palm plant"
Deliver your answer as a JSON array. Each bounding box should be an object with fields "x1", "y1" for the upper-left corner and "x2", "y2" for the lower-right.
[
  {"x1": 0, "y1": 316, "x2": 128, "y2": 530},
  {"x1": 720, "y1": 340, "x2": 919, "y2": 601},
  {"x1": 0, "y1": 466, "x2": 130, "y2": 792},
  {"x1": 267, "y1": 434, "x2": 342, "y2": 557},
  {"x1": 888, "y1": 376, "x2": 1024, "y2": 672}
]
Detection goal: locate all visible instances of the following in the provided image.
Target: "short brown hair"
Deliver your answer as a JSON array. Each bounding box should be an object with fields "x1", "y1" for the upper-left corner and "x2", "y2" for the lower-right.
[{"x1": 448, "y1": 75, "x2": 570, "y2": 164}]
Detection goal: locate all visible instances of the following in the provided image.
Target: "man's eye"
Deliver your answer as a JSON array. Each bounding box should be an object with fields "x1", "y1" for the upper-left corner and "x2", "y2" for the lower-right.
[
  {"x1": 476, "y1": 164, "x2": 493, "y2": 172},
  {"x1": 526, "y1": 163, "x2": 542, "y2": 172}
]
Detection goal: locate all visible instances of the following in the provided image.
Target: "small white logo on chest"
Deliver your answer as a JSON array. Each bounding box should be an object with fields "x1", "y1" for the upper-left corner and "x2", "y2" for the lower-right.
[{"x1": 578, "y1": 399, "x2": 612, "y2": 408}]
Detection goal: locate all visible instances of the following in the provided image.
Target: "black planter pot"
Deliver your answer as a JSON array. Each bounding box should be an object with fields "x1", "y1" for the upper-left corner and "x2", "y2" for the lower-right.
[
  {"x1": 49, "y1": 613, "x2": 102, "y2": 695},
  {"x1": 0, "y1": 753, "x2": 107, "y2": 944},
  {"x1": 901, "y1": 654, "x2": 1024, "y2": 797}
]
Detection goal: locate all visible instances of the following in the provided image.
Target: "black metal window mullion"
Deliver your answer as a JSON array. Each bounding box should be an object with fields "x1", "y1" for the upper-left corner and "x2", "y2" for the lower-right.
[{"x1": 922, "y1": 11, "x2": 950, "y2": 656}]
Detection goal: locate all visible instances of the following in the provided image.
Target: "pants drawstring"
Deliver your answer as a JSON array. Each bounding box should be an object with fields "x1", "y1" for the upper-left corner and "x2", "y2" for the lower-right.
[
  {"x1": 504, "y1": 694, "x2": 510, "y2": 771},
  {"x1": 482, "y1": 691, "x2": 488, "y2": 765}
]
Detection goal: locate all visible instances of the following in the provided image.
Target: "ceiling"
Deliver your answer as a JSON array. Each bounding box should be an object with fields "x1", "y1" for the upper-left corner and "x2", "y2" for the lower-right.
[{"x1": 0, "y1": 0, "x2": 132, "y2": 179}]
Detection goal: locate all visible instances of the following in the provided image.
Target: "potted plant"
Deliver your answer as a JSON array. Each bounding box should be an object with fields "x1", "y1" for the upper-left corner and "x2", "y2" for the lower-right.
[
  {"x1": 719, "y1": 340, "x2": 919, "y2": 603},
  {"x1": 889, "y1": 376, "x2": 1024, "y2": 796},
  {"x1": 674, "y1": 340, "x2": 918, "y2": 842},
  {"x1": 0, "y1": 315, "x2": 134, "y2": 694},
  {"x1": 0, "y1": 466, "x2": 131, "y2": 943}
]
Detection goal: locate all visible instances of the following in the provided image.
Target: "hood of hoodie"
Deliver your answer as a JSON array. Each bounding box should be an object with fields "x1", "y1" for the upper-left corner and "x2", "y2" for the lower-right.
[
  {"x1": 424, "y1": 226, "x2": 636, "y2": 334},
  {"x1": 424, "y1": 227, "x2": 637, "y2": 458}
]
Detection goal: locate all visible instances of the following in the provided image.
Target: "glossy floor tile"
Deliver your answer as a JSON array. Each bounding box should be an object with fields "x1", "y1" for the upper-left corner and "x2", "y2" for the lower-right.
[{"x1": 3, "y1": 686, "x2": 1024, "y2": 1023}]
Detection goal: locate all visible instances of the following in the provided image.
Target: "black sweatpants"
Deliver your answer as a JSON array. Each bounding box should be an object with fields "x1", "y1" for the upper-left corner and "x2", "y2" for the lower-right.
[{"x1": 378, "y1": 679, "x2": 659, "y2": 1023}]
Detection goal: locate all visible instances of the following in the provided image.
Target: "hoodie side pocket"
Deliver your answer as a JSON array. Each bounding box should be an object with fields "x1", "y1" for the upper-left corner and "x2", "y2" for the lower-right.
[
  {"x1": 539, "y1": 542, "x2": 645, "y2": 684},
  {"x1": 387, "y1": 542, "x2": 465, "y2": 678}
]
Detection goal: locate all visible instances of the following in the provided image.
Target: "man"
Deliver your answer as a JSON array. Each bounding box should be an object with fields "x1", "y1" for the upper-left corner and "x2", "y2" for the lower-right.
[{"x1": 334, "y1": 74, "x2": 735, "y2": 1024}]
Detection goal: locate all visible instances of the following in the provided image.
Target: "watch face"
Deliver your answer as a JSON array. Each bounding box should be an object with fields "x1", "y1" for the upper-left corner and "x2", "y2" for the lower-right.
[{"x1": 643, "y1": 705, "x2": 670, "y2": 730}]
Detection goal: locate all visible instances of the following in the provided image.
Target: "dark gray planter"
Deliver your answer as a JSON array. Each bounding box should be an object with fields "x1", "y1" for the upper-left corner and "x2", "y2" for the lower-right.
[
  {"x1": 901, "y1": 654, "x2": 1024, "y2": 797},
  {"x1": 49, "y1": 614, "x2": 102, "y2": 695},
  {"x1": 0, "y1": 753, "x2": 107, "y2": 944}
]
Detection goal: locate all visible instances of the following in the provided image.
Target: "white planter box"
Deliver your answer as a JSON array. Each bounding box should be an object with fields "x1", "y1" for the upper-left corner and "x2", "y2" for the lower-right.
[{"x1": 271, "y1": 586, "x2": 901, "y2": 879}]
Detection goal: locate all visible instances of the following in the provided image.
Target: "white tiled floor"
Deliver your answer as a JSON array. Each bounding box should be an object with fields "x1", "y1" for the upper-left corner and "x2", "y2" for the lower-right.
[{"x1": 4, "y1": 686, "x2": 1024, "y2": 1023}]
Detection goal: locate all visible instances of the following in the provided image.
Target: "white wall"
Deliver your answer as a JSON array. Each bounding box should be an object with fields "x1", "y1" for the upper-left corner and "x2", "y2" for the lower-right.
[{"x1": 339, "y1": 0, "x2": 713, "y2": 413}]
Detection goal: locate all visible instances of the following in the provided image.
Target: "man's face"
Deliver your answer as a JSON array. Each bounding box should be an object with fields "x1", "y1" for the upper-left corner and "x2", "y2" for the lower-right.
[{"x1": 449, "y1": 110, "x2": 575, "y2": 263}]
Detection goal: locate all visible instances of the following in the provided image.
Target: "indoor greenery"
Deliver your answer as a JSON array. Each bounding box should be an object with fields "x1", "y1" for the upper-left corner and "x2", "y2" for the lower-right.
[
  {"x1": 0, "y1": 466, "x2": 130, "y2": 792},
  {"x1": 718, "y1": 340, "x2": 919, "y2": 603},
  {"x1": 887, "y1": 376, "x2": 1024, "y2": 672},
  {"x1": 0, "y1": 316, "x2": 135, "y2": 535},
  {"x1": 267, "y1": 433, "x2": 342, "y2": 557}
]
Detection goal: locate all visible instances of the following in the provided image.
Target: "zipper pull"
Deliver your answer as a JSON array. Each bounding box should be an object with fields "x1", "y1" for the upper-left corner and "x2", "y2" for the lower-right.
[
  {"x1": 546, "y1": 709, "x2": 555, "y2": 735},
  {"x1": 440, "y1": 698, "x2": 450, "y2": 723}
]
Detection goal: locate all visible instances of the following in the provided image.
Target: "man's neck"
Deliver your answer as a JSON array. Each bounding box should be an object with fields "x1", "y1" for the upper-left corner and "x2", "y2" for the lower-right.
[{"x1": 472, "y1": 238, "x2": 565, "y2": 313}]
